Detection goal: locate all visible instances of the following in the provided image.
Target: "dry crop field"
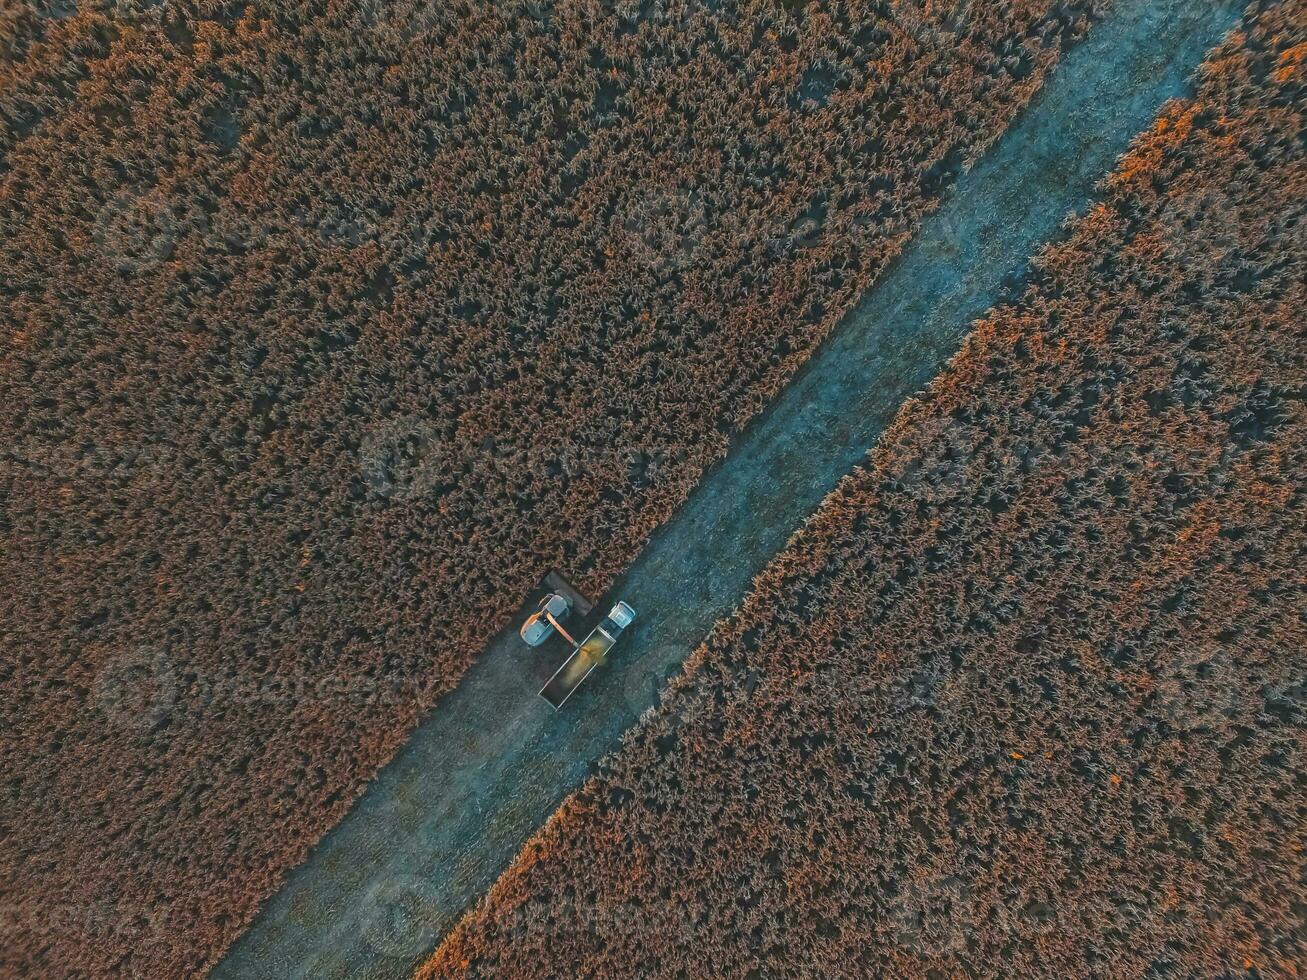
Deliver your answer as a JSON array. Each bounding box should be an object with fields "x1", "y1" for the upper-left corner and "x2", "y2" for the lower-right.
[
  {"x1": 0, "y1": 0, "x2": 1103, "y2": 975},
  {"x1": 422, "y1": 4, "x2": 1306, "y2": 976}
]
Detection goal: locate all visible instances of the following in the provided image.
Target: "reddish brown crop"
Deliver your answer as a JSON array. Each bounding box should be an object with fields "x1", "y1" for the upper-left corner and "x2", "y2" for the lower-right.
[
  {"x1": 0, "y1": 0, "x2": 1098, "y2": 976},
  {"x1": 420, "y1": 4, "x2": 1307, "y2": 976}
]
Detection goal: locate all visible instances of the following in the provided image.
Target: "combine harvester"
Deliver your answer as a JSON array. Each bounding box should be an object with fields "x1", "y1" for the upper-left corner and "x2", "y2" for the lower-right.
[{"x1": 521, "y1": 588, "x2": 637, "y2": 709}]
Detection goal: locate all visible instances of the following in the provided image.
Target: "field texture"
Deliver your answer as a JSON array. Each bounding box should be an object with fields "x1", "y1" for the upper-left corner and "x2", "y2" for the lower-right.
[
  {"x1": 421, "y1": 4, "x2": 1307, "y2": 976},
  {"x1": 0, "y1": 0, "x2": 1103, "y2": 975}
]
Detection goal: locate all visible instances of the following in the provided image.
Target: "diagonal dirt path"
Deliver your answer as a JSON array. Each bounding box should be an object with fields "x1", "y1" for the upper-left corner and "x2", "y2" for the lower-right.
[{"x1": 213, "y1": 1, "x2": 1246, "y2": 975}]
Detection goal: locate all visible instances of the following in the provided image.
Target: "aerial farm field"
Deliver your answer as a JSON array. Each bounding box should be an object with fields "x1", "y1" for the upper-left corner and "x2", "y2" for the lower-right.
[
  {"x1": 422, "y1": 3, "x2": 1306, "y2": 976},
  {"x1": 1, "y1": 0, "x2": 1104, "y2": 975},
  {"x1": 3, "y1": 0, "x2": 1303, "y2": 978}
]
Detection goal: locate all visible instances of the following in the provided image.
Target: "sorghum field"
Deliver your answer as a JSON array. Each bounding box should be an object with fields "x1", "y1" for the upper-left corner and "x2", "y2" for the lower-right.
[
  {"x1": 1, "y1": 0, "x2": 1102, "y2": 975},
  {"x1": 421, "y1": 3, "x2": 1306, "y2": 975}
]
